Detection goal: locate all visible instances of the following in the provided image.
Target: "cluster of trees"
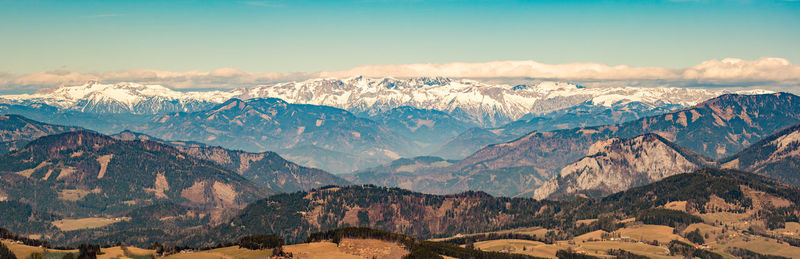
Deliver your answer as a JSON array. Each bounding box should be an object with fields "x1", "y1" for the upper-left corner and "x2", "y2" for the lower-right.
[
  {"x1": 0, "y1": 227, "x2": 50, "y2": 248},
  {"x1": 0, "y1": 241, "x2": 16, "y2": 259},
  {"x1": 667, "y1": 240, "x2": 722, "y2": 259},
  {"x1": 636, "y1": 208, "x2": 702, "y2": 228},
  {"x1": 564, "y1": 216, "x2": 624, "y2": 237},
  {"x1": 554, "y1": 249, "x2": 601, "y2": 259},
  {"x1": 725, "y1": 247, "x2": 790, "y2": 259},
  {"x1": 441, "y1": 232, "x2": 553, "y2": 246},
  {"x1": 306, "y1": 227, "x2": 544, "y2": 259},
  {"x1": 684, "y1": 228, "x2": 705, "y2": 245},
  {"x1": 238, "y1": 234, "x2": 284, "y2": 250},
  {"x1": 606, "y1": 249, "x2": 648, "y2": 259},
  {"x1": 77, "y1": 244, "x2": 101, "y2": 259}
]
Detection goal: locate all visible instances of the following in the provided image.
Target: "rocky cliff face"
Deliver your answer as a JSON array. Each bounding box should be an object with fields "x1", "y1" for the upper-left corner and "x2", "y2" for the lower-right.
[{"x1": 531, "y1": 134, "x2": 713, "y2": 199}]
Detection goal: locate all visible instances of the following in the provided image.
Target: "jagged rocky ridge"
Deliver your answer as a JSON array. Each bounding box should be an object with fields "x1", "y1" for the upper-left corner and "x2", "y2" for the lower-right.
[{"x1": 530, "y1": 134, "x2": 714, "y2": 199}]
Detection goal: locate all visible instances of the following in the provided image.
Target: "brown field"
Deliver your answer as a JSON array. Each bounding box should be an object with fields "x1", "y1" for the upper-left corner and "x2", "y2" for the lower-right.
[
  {"x1": 429, "y1": 226, "x2": 551, "y2": 242},
  {"x1": 57, "y1": 189, "x2": 93, "y2": 201},
  {"x1": 97, "y1": 246, "x2": 155, "y2": 259},
  {"x1": 682, "y1": 223, "x2": 724, "y2": 242},
  {"x1": 574, "y1": 230, "x2": 607, "y2": 242},
  {"x1": 614, "y1": 224, "x2": 685, "y2": 243},
  {"x1": 576, "y1": 218, "x2": 598, "y2": 226},
  {"x1": 164, "y1": 246, "x2": 271, "y2": 259},
  {"x1": 2, "y1": 241, "x2": 154, "y2": 259},
  {"x1": 473, "y1": 238, "x2": 546, "y2": 252},
  {"x1": 577, "y1": 241, "x2": 674, "y2": 259},
  {"x1": 662, "y1": 201, "x2": 687, "y2": 211},
  {"x1": 699, "y1": 211, "x2": 752, "y2": 231},
  {"x1": 283, "y1": 241, "x2": 366, "y2": 259},
  {"x1": 712, "y1": 234, "x2": 800, "y2": 258},
  {"x1": 52, "y1": 217, "x2": 129, "y2": 231},
  {"x1": 475, "y1": 238, "x2": 683, "y2": 258},
  {"x1": 3, "y1": 240, "x2": 52, "y2": 259}
]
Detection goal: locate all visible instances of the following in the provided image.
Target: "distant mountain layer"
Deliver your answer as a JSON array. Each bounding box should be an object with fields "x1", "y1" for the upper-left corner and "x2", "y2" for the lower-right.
[
  {"x1": 433, "y1": 101, "x2": 685, "y2": 159},
  {"x1": 530, "y1": 134, "x2": 714, "y2": 199},
  {"x1": 722, "y1": 123, "x2": 800, "y2": 186},
  {"x1": 142, "y1": 98, "x2": 410, "y2": 172},
  {"x1": 0, "y1": 100, "x2": 472, "y2": 174},
  {"x1": 344, "y1": 156, "x2": 459, "y2": 190},
  {"x1": 0, "y1": 114, "x2": 83, "y2": 153},
  {"x1": 1, "y1": 81, "x2": 231, "y2": 114},
  {"x1": 0, "y1": 131, "x2": 270, "y2": 217},
  {"x1": 113, "y1": 130, "x2": 351, "y2": 193},
  {"x1": 1, "y1": 78, "x2": 751, "y2": 127},
  {"x1": 0, "y1": 79, "x2": 775, "y2": 174},
  {"x1": 355, "y1": 93, "x2": 800, "y2": 197}
]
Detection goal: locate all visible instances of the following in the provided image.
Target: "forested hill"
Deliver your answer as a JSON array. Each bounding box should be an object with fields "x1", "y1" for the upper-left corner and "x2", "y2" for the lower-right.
[
  {"x1": 0, "y1": 114, "x2": 83, "y2": 154},
  {"x1": 0, "y1": 131, "x2": 270, "y2": 218},
  {"x1": 187, "y1": 168, "x2": 800, "y2": 246}
]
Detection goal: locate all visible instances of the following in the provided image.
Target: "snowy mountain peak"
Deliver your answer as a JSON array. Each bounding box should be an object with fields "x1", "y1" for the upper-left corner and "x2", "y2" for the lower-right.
[
  {"x1": 3, "y1": 82, "x2": 236, "y2": 114},
  {"x1": 0, "y1": 77, "x2": 772, "y2": 126}
]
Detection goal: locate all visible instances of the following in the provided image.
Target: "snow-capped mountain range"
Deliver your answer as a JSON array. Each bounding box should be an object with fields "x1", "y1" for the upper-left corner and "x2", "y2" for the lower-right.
[
  {"x1": 1, "y1": 81, "x2": 236, "y2": 114},
  {"x1": 0, "y1": 77, "x2": 772, "y2": 127}
]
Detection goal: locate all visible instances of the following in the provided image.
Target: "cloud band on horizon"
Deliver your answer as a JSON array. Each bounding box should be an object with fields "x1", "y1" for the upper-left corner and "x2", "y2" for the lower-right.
[{"x1": 1, "y1": 57, "x2": 798, "y2": 93}]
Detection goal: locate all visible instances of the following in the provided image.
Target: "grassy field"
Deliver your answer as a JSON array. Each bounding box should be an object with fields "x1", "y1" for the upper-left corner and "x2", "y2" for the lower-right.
[
  {"x1": 52, "y1": 217, "x2": 128, "y2": 231},
  {"x1": 573, "y1": 230, "x2": 607, "y2": 242},
  {"x1": 707, "y1": 234, "x2": 800, "y2": 258},
  {"x1": 614, "y1": 224, "x2": 685, "y2": 243},
  {"x1": 578, "y1": 241, "x2": 673, "y2": 259},
  {"x1": 164, "y1": 246, "x2": 272, "y2": 259},
  {"x1": 2, "y1": 241, "x2": 154, "y2": 259},
  {"x1": 429, "y1": 226, "x2": 551, "y2": 242},
  {"x1": 662, "y1": 201, "x2": 687, "y2": 211},
  {"x1": 473, "y1": 239, "x2": 546, "y2": 252},
  {"x1": 162, "y1": 238, "x2": 407, "y2": 259},
  {"x1": 283, "y1": 242, "x2": 368, "y2": 259}
]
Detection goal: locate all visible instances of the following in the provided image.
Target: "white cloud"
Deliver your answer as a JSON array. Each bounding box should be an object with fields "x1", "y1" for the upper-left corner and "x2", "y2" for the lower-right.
[
  {"x1": 683, "y1": 58, "x2": 800, "y2": 83},
  {"x1": 321, "y1": 57, "x2": 800, "y2": 85},
  {"x1": 320, "y1": 60, "x2": 681, "y2": 80},
  {"x1": 1, "y1": 57, "x2": 797, "y2": 93}
]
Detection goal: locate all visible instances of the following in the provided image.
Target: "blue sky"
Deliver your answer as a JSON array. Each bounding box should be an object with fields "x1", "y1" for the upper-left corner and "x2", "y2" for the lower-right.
[{"x1": 1, "y1": 0, "x2": 798, "y2": 75}]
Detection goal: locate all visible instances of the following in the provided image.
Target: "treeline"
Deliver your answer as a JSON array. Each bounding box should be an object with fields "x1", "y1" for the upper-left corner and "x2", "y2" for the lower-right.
[
  {"x1": 554, "y1": 249, "x2": 602, "y2": 259},
  {"x1": 306, "y1": 227, "x2": 545, "y2": 259},
  {"x1": 0, "y1": 241, "x2": 16, "y2": 259},
  {"x1": 667, "y1": 240, "x2": 722, "y2": 259},
  {"x1": 0, "y1": 227, "x2": 50, "y2": 248},
  {"x1": 238, "y1": 235, "x2": 284, "y2": 250},
  {"x1": 725, "y1": 247, "x2": 790, "y2": 259},
  {"x1": 440, "y1": 232, "x2": 553, "y2": 245},
  {"x1": 564, "y1": 217, "x2": 624, "y2": 237},
  {"x1": 637, "y1": 208, "x2": 702, "y2": 228},
  {"x1": 606, "y1": 249, "x2": 648, "y2": 259}
]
